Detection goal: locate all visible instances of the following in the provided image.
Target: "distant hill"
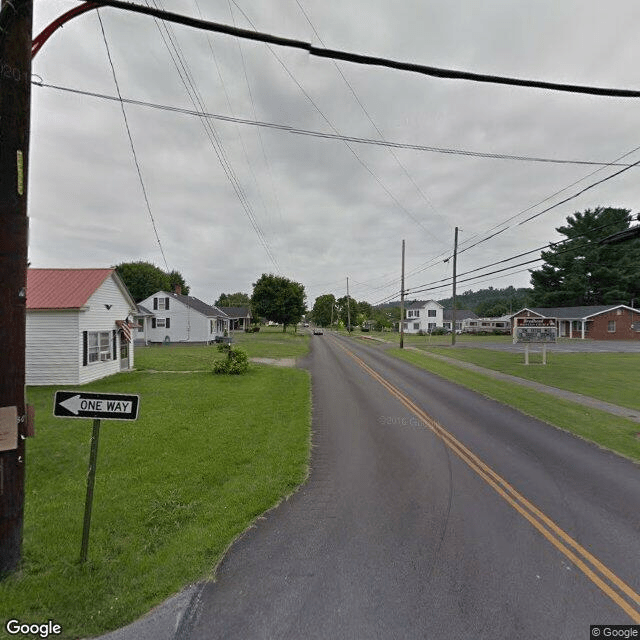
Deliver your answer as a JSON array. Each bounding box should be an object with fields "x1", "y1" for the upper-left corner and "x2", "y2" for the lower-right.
[{"x1": 374, "y1": 286, "x2": 533, "y2": 317}]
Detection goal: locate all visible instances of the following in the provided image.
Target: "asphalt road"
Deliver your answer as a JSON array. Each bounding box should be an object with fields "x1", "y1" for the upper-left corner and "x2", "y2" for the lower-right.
[{"x1": 175, "y1": 333, "x2": 640, "y2": 639}]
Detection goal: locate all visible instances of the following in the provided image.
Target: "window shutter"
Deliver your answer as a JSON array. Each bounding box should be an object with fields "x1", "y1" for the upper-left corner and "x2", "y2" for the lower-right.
[
  {"x1": 82, "y1": 332, "x2": 88, "y2": 366},
  {"x1": 165, "y1": 297, "x2": 170, "y2": 310},
  {"x1": 152, "y1": 318, "x2": 156, "y2": 329},
  {"x1": 153, "y1": 297, "x2": 158, "y2": 310},
  {"x1": 166, "y1": 317, "x2": 171, "y2": 329},
  {"x1": 113, "y1": 330, "x2": 117, "y2": 359}
]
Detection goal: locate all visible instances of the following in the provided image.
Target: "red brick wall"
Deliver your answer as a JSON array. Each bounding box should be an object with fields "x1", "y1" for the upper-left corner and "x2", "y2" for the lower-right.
[{"x1": 585, "y1": 309, "x2": 640, "y2": 340}]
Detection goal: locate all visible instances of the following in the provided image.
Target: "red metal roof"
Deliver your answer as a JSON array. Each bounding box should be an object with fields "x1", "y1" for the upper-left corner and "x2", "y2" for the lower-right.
[{"x1": 26, "y1": 268, "x2": 114, "y2": 309}]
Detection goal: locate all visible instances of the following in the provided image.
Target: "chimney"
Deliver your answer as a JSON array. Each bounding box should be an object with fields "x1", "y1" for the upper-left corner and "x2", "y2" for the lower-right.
[{"x1": 174, "y1": 284, "x2": 182, "y2": 295}]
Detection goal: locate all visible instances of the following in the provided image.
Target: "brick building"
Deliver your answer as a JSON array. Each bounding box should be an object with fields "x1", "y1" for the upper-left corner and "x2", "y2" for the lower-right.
[{"x1": 511, "y1": 305, "x2": 640, "y2": 340}]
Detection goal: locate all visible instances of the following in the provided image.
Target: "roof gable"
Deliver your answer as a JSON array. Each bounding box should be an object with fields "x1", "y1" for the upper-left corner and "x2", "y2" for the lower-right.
[
  {"x1": 156, "y1": 292, "x2": 228, "y2": 318},
  {"x1": 27, "y1": 268, "x2": 115, "y2": 309}
]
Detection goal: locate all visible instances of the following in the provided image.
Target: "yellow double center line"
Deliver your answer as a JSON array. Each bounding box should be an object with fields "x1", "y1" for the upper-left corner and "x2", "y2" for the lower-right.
[{"x1": 335, "y1": 339, "x2": 640, "y2": 623}]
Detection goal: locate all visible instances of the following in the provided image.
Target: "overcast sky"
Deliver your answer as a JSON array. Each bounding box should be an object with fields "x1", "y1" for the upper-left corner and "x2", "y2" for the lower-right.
[{"x1": 28, "y1": 0, "x2": 640, "y2": 308}]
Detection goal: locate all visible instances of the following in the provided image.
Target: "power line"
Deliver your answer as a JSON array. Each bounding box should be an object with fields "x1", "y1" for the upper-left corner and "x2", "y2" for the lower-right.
[
  {"x1": 32, "y1": 82, "x2": 639, "y2": 170},
  {"x1": 230, "y1": 0, "x2": 439, "y2": 244},
  {"x1": 450, "y1": 144, "x2": 640, "y2": 260},
  {"x1": 96, "y1": 8, "x2": 169, "y2": 271},
  {"x1": 143, "y1": 0, "x2": 280, "y2": 271},
  {"x1": 405, "y1": 215, "x2": 634, "y2": 296},
  {"x1": 69, "y1": 1, "x2": 640, "y2": 98},
  {"x1": 295, "y1": 0, "x2": 445, "y2": 246}
]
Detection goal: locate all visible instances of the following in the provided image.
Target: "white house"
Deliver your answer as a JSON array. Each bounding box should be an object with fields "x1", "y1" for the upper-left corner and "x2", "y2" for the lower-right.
[
  {"x1": 402, "y1": 300, "x2": 444, "y2": 334},
  {"x1": 26, "y1": 268, "x2": 137, "y2": 386},
  {"x1": 138, "y1": 290, "x2": 229, "y2": 344}
]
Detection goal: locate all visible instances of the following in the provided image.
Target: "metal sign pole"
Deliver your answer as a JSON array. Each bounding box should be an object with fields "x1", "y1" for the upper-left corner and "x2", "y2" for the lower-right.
[{"x1": 80, "y1": 419, "x2": 101, "y2": 564}]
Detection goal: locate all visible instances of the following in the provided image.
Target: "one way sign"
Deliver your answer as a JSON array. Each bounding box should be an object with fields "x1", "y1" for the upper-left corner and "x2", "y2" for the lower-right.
[{"x1": 54, "y1": 391, "x2": 140, "y2": 421}]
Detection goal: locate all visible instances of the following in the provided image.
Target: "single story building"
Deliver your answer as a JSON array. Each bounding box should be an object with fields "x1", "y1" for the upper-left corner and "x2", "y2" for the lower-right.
[
  {"x1": 26, "y1": 268, "x2": 137, "y2": 385},
  {"x1": 511, "y1": 306, "x2": 640, "y2": 340},
  {"x1": 219, "y1": 306, "x2": 252, "y2": 331},
  {"x1": 137, "y1": 289, "x2": 229, "y2": 344}
]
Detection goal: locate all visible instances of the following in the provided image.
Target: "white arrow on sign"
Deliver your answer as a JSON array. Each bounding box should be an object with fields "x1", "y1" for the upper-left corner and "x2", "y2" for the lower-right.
[{"x1": 60, "y1": 394, "x2": 82, "y2": 415}]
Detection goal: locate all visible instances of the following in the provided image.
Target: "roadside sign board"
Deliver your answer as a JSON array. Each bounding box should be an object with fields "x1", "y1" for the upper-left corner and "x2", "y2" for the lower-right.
[
  {"x1": 54, "y1": 391, "x2": 140, "y2": 421},
  {"x1": 514, "y1": 317, "x2": 557, "y2": 344}
]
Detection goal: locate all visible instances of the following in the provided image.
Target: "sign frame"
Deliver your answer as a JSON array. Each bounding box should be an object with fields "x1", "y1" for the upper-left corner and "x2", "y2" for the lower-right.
[
  {"x1": 513, "y1": 317, "x2": 558, "y2": 344},
  {"x1": 53, "y1": 391, "x2": 140, "y2": 421}
]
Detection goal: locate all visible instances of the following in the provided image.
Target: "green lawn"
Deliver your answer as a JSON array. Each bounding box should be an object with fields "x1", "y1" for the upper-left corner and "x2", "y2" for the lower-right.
[
  {"x1": 135, "y1": 327, "x2": 309, "y2": 371},
  {"x1": 0, "y1": 364, "x2": 310, "y2": 639},
  {"x1": 389, "y1": 348, "x2": 640, "y2": 463},
  {"x1": 412, "y1": 347, "x2": 640, "y2": 411}
]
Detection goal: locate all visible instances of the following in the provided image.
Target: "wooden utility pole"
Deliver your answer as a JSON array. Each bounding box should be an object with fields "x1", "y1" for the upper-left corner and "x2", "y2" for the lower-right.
[
  {"x1": 400, "y1": 239, "x2": 405, "y2": 349},
  {"x1": 451, "y1": 227, "x2": 459, "y2": 346},
  {"x1": 346, "y1": 277, "x2": 351, "y2": 333},
  {"x1": 0, "y1": 0, "x2": 33, "y2": 575}
]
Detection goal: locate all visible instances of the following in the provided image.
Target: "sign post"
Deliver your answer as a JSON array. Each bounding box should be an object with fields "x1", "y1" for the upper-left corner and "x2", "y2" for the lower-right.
[
  {"x1": 513, "y1": 317, "x2": 557, "y2": 365},
  {"x1": 53, "y1": 391, "x2": 139, "y2": 562}
]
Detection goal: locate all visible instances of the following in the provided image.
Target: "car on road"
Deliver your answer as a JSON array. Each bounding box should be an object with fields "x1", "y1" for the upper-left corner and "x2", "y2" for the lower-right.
[{"x1": 313, "y1": 327, "x2": 324, "y2": 335}]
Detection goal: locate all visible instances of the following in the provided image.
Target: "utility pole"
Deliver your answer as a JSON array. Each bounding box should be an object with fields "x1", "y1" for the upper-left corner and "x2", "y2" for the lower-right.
[
  {"x1": 346, "y1": 277, "x2": 351, "y2": 333},
  {"x1": 451, "y1": 227, "x2": 459, "y2": 346},
  {"x1": 0, "y1": 0, "x2": 33, "y2": 574},
  {"x1": 400, "y1": 239, "x2": 405, "y2": 349}
]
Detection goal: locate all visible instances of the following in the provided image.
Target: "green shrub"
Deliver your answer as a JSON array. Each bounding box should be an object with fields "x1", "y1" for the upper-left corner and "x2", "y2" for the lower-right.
[
  {"x1": 252, "y1": 326, "x2": 260, "y2": 333},
  {"x1": 213, "y1": 346, "x2": 250, "y2": 375}
]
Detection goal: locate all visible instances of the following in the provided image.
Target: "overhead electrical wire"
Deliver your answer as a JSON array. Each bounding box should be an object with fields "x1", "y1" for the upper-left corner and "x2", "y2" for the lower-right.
[
  {"x1": 95, "y1": 8, "x2": 169, "y2": 271},
  {"x1": 31, "y1": 82, "x2": 639, "y2": 171},
  {"x1": 294, "y1": 0, "x2": 445, "y2": 246},
  {"x1": 404, "y1": 215, "x2": 634, "y2": 295},
  {"x1": 142, "y1": 0, "x2": 280, "y2": 272},
  {"x1": 369, "y1": 214, "x2": 634, "y2": 305},
  {"x1": 229, "y1": 0, "x2": 439, "y2": 244},
  {"x1": 58, "y1": 1, "x2": 640, "y2": 98},
  {"x1": 449, "y1": 143, "x2": 640, "y2": 261}
]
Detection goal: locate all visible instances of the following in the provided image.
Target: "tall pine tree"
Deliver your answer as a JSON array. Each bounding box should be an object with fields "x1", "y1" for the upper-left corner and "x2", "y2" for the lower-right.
[{"x1": 530, "y1": 207, "x2": 640, "y2": 307}]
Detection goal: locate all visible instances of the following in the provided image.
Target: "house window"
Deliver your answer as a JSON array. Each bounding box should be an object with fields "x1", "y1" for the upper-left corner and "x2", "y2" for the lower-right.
[
  {"x1": 413, "y1": 310, "x2": 419, "y2": 318},
  {"x1": 154, "y1": 297, "x2": 170, "y2": 310},
  {"x1": 88, "y1": 331, "x2": 111, "y2": 363},
  {"x1": 428, "y1": 310, "x2": 436, "y2": 317},
  {"x1": 413, "y1": 322, "x2": 420, "y2": 330},
  {"x1": 608, "y1": 321, "x2": 616, "y2": 333},
  {"x1": 428, "y1": 323, "x2": 436, "y2": 330},
  {"x1": 151, "y1": 318, "x2": 170, "y2": 329}
]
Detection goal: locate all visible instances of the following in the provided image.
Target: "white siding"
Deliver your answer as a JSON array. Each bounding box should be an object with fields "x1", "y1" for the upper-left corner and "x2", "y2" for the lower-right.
[
  {"x1": 79, "y1": 275, "x2": 136, "y2": 384},
  {"x1": 404, "y1": 301, "x2": 444, "y2": 334},
  {"x1": 139, "y1": 292, "x2": 222, "y2": 343},
  {"x1": 26, "y1": 311, "x2": 79, "y2": 385}
]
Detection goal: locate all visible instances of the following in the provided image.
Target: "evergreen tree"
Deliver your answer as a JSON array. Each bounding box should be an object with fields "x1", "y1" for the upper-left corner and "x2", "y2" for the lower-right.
[{"x1": 530, "y1": 207, "x2": 640, "y2": 307}]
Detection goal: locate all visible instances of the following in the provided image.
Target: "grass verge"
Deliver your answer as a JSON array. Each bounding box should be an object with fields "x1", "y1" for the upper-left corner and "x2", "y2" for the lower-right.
[
  {"x1": 0, "y1": 366, "x2": 310, "y2": 639},
  {"x1": 389, "y1": 348, "x2": 640, "y2": 463},
  {"x1": 135, "y1": 328, "x2": 309, "y2": 371},
  {"x1": 415, "y1": 347, "x2": 640, "y2": 411}
]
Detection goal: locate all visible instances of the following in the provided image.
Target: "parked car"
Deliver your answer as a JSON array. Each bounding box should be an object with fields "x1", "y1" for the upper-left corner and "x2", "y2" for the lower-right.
[{"x1": 313, "y1": 327, "x2": 324, "y2": 335}]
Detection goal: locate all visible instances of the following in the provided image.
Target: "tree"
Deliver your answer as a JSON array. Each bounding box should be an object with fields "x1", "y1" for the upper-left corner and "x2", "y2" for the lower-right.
[
  {"x1": 215, "y1": 292, "x2": 251, "y2": 307},
  {"x1": 311, "y1": 294, "x2": 336, "y2": 327},
  {"x1": 115, "y1": 261, "x2": 190, "y2": 302},
  {"x1": 251, "y1": 274, "x2": 306, "y2": 332},
  {"x1": 530, "y1": 207, "x2": 640, "y2": 307},
  {"x1": 336, "y1": 295, "x2": 357, "y2": 327}
]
